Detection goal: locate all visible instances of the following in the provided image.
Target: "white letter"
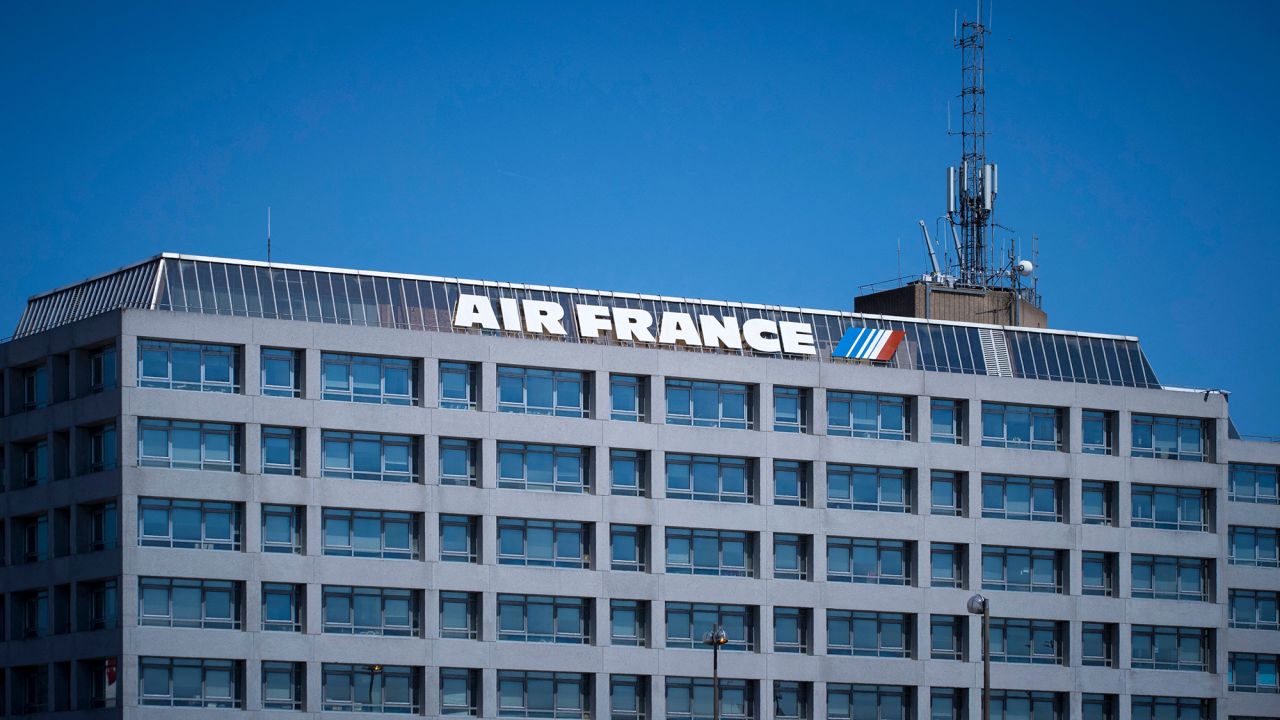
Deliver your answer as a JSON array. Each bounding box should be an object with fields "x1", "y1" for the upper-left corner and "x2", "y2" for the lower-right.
[
  {"x1": 453, "y1": 294, "x2": 500, "y2": 330},
  {"x1": 575, "y1": 305, "x2": 614, "y2": 338},
  {"x1": 779, "y1": 321, "x2": 817, "y2": 355},
  {"x1": 522, "y1": 300, "x2": 567, "y2": 336},
  {"x1": 743, "y1": 318, "x2": 781, "y2": 353},
  {"x1": 499, "y1": 298, "x2": 523, "y2": 331},
  {"x1": 613, "y1": 308, "x2": 656, "y2": 343},
  {"x1": 699, "y1": 315, "x2": 743, "y2": 350},
  {"x1": 657, "y1": 312, "x2": 703, "y2": 347}
]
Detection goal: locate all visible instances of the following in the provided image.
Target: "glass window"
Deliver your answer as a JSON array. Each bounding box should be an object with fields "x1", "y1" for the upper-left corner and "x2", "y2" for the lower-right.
[
  {"x1": 773, "y1": 607, "x2": 809, "y2": 653},
  {"x1": 611, "y1": 524, "x2": 648, "y2": 572},
  {"x1": 1228, "y1": 589, "x2": 1280, "y2": 630},
  {"x1": 774, "y1": 681, "x2": 809, "y2": 720},
  {"x1": 261, "y1": 504, "x2": 304, "y2": 554},
  {"x1": 139, "y1": 577, "x2": 241, "y2": 630},
  {"x1": 322, "y1": 663, "x2": 420, "y2": 714},
  {"x1": 22, "y1": 364, "x2": 49, "y2": 408},
  {"x1": 826, "y1": 684, "x2": 910, "y2": 720},
  {"x1": 439, "y1": 591, "x2": 479, "y2": 639},
  {"x1": 20, "y1": 440, "x2": 49, "y2": 486},
  {"x1": 989, "y1": 691, "x2": 1062, "y2": 720},
  {"x1": 611, "y1": 674, "x2": 649, "y2": 720},
  {"x1": 1131, "y1": 625, "x2": 1212, "y2": 671},
  {"x1": 930, "y1": 471, "x2": 964, "y2": 516},
  {"x1": 440, "y1": 514, "x2": 479, "y2": 563},
  {"x1": 981, "y1": 403, "x2": 1062, "y2": 451},
  {"x1": 1132, "y1": 484, "x2": 1211, "y2": 532},
  {"x1": 826, "y1": 610, "x2": 911, "y2": 657},
  {"x1": 772, "y1": 460, "x2": 810, "y2": 506},
  {"x1": 18, "y1": 513, "x2": 50, "y2": 563},
  {"x1": 322, "y1": 585, "x2": 418, "y2": 636},
  {"x1": 1230, "y1": 463, "x2": 1280, "y2": 504},
  {"x1": 930, "y1": 543, "x2": 964, "y2": 589},
  {"x1": 1081, "y1": 481, "x2": 1115, "y2": 525},
  {"x1": 989, "y1": 617, "x2": 1062, "y2": 664},
  {"x1": 1081, "y1": 694, "x2": 1115, "y2": 720},
  {"x1": 262, "y1": 661, "x2": 304, "y2": 711},
  {"x1": 665, "y1": 379, "x2": 754, "y2": 430},
  {"x1": 773, "y1": 386, "x2": 808, "y2": 433},
  {"x1": 1131, "y1": 414, "x2": 1210, "y2": 462},
  {"x1": 1131, "y1": 554, "x2": 1211, "y2": 601},
  {"x1": 321, "y1": 508, "x2": 419, "y2": 560},
  {"x1": 138, "y1": 340, "x2": 240, "y2": 393},
  {"x1": 321, "y1": 352, "x2": 417, "y2": 405},
  {"x1": 1081, "y1": 551, "x2": 1116, "y2": 597},
  {"x1": 439, "y1": 361, "x2": 478, "y2": 410},
  {"x1": 1131, "y1": 696, "x2": 1211, "y2": 720},
  {"x1": 322, "y1": 430, "x2": 417, "y2": 483},
  {"x1": 498, "y1": 442, "x2": 589, "y2": 493},
  {"x1": 981, "y1": 475, "x2": 1062, "y2": 522},
  {"x1": 773, "y1": 534, "x2": 810, "y2": 581},
  {"x1": 1229, "y1": 526, "x2": 1280, "y2": 567},
  {"x1": 138, "y1": 418, "x2": 240, "y2": 472},
  {"x1": 1228, "y1": 652, "x2": 1280, "y2": 693},
  {"x1": 88, "y1": 423, "x2": 119, "y2": 473},
  {"x1": 665, "y1": 527, "x2": 753, "y2": 577},
  {"x1": 261, "y1": 426, "x2": 302, "y2": 476},
  {"x1": 665, "y1": 602, "x2": 754, "y2": 651},
  {"x1": 611, "y1": 374, "x2": 647, "y2": 422},
  {"x1": 89, "y1": 345, "x2": 118, "y2": 393},
  {"x1": 665, "y1": 454, "x2": 753, "y2": 503},
  {"x1": 497, "y1": 671, "x2": 589, "y2": 719},
  {"x1": 610, "y1": 599, "x2": 648, "y2": 647},
  {"x1": 84, "y1": 501, "x2": 118, "y2": 552},
  {"x1": 262, "y1": 582, "x2": 303, "y2": 632},
  {"x1": 930, "y1": 615, "x2": 965, "y2": 660},
  {"x1": 931, "y1": 688, "x2": 965, "y2": 720},
  {"x1": 498, "y1": 366, "x2": 589, "y2": 417},
  {"x1": 138, "y1": 657, "x2": 242, "y2": 708},
  {"x1": 827, "y1": 465, "x2": 911, "y2": 513},
  {"x1": 610, "y1": 449, "x2": 648, "y2": 496},
  {"x1": 260, "y1": 348, "x2": 301, "y2": 398},
  {"x1": 931, "y1": 398, "x2": 964, "y2": 444},
  {"x1": 497, "y1": 518, "x2": 589, "y2": 569},
  {"x1": 1081, "y1": 623, "x2": 1115, "y2": 667},
  {"x1": 1081, "y1": 410, "x2": 1114, "y2": 455},
  {"x1": 138, "y1": 498, "x2": 241, "y2": 551},
  {"x1": 826, "y1": 537, "x2": 911, "y2": 585},
  {"x1": 981, "y1": 546, "x2": 1061, "y2": 594},
  {"x1": 441, "y1": 668, "x2": 480, "y2": 716},
  {"x1": 827, "y1": 391, "x2": 910, "y2": 440},
  {"x1": 439, "y1": 438, "x2": 478, "y2": 486},
  {"x1": 666, "y1": 677, "x2": 754, "y2": 720}
]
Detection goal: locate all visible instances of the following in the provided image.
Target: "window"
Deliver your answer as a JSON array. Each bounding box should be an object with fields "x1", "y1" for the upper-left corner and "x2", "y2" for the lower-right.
[
  {"x1": 139, "y1": 657, "x2": 241, "y2": 708},
  {"x1": 321, "y1": 508, "x2": 419, "y2": 560},
  {"x1": 1131, "y1": 697, "x2": 1211, "y2": 720},
  {"x1": 1230, "y1": 463, "x2": 1279, "y2": 504},
  {"x1": 321, "y1": 352, "x2": 416, "y2": 405},
  {"x1": 498, "y1": 671, "x2": 589, "y2": 719},
  {"x1": 498, "y1": 366, "x2": 589, "y2": 417},
  {"x1": 666, "y1": 527, "x2": 753, "y2": 577},
  {"x1": 89, "y1": 345, "x2": 118, "y2": 393},
  {"x1": 981, "y1": 546, "x2": 1061, "y2": 594},
  {"x1": 826, "y1": 684, "x2": 909, "y2": 720},
  {"x1": 1081, "y1": 410, "x2": 1114, "y2": 455},
  {"x1": 611, "y1": 524, "x2": 648, "y2": 572},
  {"x1": 1081, "y1": 481, "x2": 1115, "y2": 526},
  {"x1": 989, "y1": 691, "x2": 1062, "y2": 720},
  {"x1": 13, "y1": 664, "x2": 48, "y2": 713},
  {"x1": 441, "y1": 668, "x2": 480, "y2": 716},
  {"x1": 931, "y1": 398, "x2": 964, "y2": 444},
  {"x1": 260, "y1": 348, "x2": 301, "y2": 398},
  {"x1": 20, "y1": 440, "x2": 48, "y2": 486},
  {"x1": 931, "y1": 688, "x2": 965, "y2": 720},
  {"x1": 323, "y1": 586, "x2": 418, "y2": 636},
  {"x1": 1229, "y1": 589, "x2": 1279, "y2": 630},
  {"x1": 85, "y1": 656, "x2": 120, "y2": 708},
  {"x1": 1081, "y1": 694, "x2": 1115, "y2": 720},
  {"x1": 499, "y1": 442, "x2": 588, "y2": 493},
  {"x1": 930, "y1": 615, "x2": 965, "y2": 660},
  {"x1": 17, "y1": 512, "x2": 49, "y2": 562},
  {"x1": 1229, "y1": 652, "x2": 1280, "y2": 693},
  {"x1": 611, "y1": 374, "x2": 647, "y2": 421},
  {"x1": 1082, "y1": 622, "x2": 1116, "y2": 667},
  {"x1": 262, "y1": 504, "x2": 304, "y2": 554},
  {"x1": 138, "y1": 498, "x2": 241, "y2": 551},
  {"x1": 439, "y1": 361, "x2": 478, "y2": 410},
  {"x1": 826, "y1": 537, "x2": 911, "y2": 585},
  {"x1": 930, "y1": 543, "x2": 965, "y2": 589},
  {"x1": 989, "y1": 618, "x2": 1062, "y2": 664},
  {"x1": 665, "y1": 602, "x2": 754, "y2": 651},
  {"x1": 322, "y1": 431, "x2": 417, "y2": 483},
  {"x1": 826, "y1": 610, "x2": 911, "y2": 657},
  {"x1": 1081, "y1": 551, "x2": 1117, "y2": 597},
  {"x1": 1131, "y1": 554, "x2": 1210, "y2": 601},
  {"x1": 666, "y1": 379, "x2": 753, "y2": 429},
  {"x1": 981, "y1": 475, "x2": 1062, "y2": 522},
  {"x1": 439, "y1": 591, "x2": 479, "y2": 639},
  {"x1": 88, "y1": 424, "x2": 118, "y2": 472},
  {"x1": 773, "y1": 534, "x2": 810, "y2": 580},
  {"x1": 665, "y1": 454, "x2": 753, "y2": 503},
  {"x1": 772, "y1": 460, "x2": 810, "y2": 506},
  {"x1": 1131, "y1": 414, "x2": 1209, "y2": 461},
  {"x1": 262, "y1": 661, "x2": 304, "y2": 711},
  {"x1": 773, "y1": 386, "x2": 808, "y2": 433},
  {"x1": 138, "y1": 419, "x2": 240, "y2": 472},
  {"x1": 666, "y1": 677, "x2": 754, "y2": 720},
  {"x1": 605, "y1": 676, "x2": 650, "y2": 720},
  {"x1": 22, "y1": 364, "x2": 49, "y2": 408},
  {"x1": 440, "y1": 514, "x2": 479, "y2": 563},
  {"x1": 261, "y1": 583, "x2": 303, "y2": 632},
  {"x1": 611, "y1": 449, "x2": 648, "y2": 496},
  {"x1": 1131, "y1": 625, "x2": 1212, "y2": 671},
  {"x1": 322, "y1": 663, "x2": 419, "y2": 714},
  {"x1": 139, "y1": 577, "x2": 241, "y2": 629},
  {"x1": 827, "y1": 391, "x2": 909, "y2": 440},
  {"x1": 1229, "y1": 526, "x2": 1279, "y2": 567},
  {"x1": 981, "y1": 403, "x2": 1062, "y2": 451},
  {"x1": 773, "y1": 607, "x2": 809, "y2": 653},
  {"x1": 774, "y1": 681, "x2": 809, "y2": 720},
  {"x1": 138, "y1": 340, "x2": 240, "y2": 393},
  {"x1": 261, "y1": 426, "x2": 302, "y2": 475},
  {"x1": 440, "y1": 438, "x2": 478, "y2": 486},
  {"x1": 610, "y1": 599, "x2": 648, "y2": 646},
  {"x1": 18, "y1": 589, "x2": 48, "y2": 638},
  {"x1": 930, "y1": 471, "x2": 964, "y2": 516},
  {"x1": 827, "y1": 465, "x2": 910, "y2": 512},
  {"x1": 84, "y1": 501, "x2": 118, "y2": 552},
  {"x1": 498, "y1": 518, "x2": 589, "y2": 568},
  {"x1": 1132, "y1": 485, "x2": 1210, "y2": 531}
]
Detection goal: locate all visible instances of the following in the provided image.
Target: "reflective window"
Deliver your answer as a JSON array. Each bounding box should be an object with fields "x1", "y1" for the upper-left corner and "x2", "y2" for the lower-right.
[
  {"x1": 262, "y1": 582, "x2": 303, "y2": 632},
  {"x1": 665, "y1": 454, "x2": 753, "y2": 503},
  {"x1": 666, "y1": 677, "x2": 753, "y2": 720},
  {"x1": 1081, "y1": 410, "x2": 1114, "y2": 455},
  {"x1": 611, "y1": 374, "x2": 647, "y2": 422},
  {"x1": 88, "y1": 423, "x2": 118, "y2": 473},
  {"x1": 773, "y1": 534, "x2": 810, "y2": 581},
  {"x1": 981, "y1": 403, "x2": 1062, "y2": 451},
  {"x1": 930, "y1": 615, "x2": 965, "y2": 660},
  {"x1": 931, "y1": 688, "x2": 965, "y2": 720},
  {"x1": 665, "y1": 527, "x2": 753, "y2": 577},
  {"x1": 1229, "y1": 652, "x2": 1280, "y2": 693},
  {"x1": 322, "y1": 585, "x2": 418, "y2": 636},
  {"x1": 826, "y1": 610, "x2": 911, "y2": 657},
  {"x1": 498, "y1": 366, "x2": 589, "y2": 417},
  {"x1": 440, "y1": 514, "x2": 479, "y2": 563},
  {"x1": 610, "y1": 599, "x2": 648, "y2": 647},
  {"x1": 989, "y1": 690, "x2": 1062, "y2": 720},
  {"x1": 773, "y1": 386, "x2": 808, "y2": 433},
  {"x1": 20, "y1": 440, "x2": 48, "y2": 486},
  {"x1": 981, "y1": 546, "x2": 1061, "y2": 594},
  {"x1": 321, "y1": 508, "x2": 419, "y2": 560},
  {"x1": 827, "y1": 391, "x2": 909, "y2": 440},
  {"x1": 17, "y1": 513, "x2": 49, "y2": 562},
  {"x1": 827, "y1": 537, "x2": 911, "y2": 585},
  {"x1": 260, "y1": 347, "x2": 301, "y2": 398},
  {"x1": 262, "y1": 661, "x2": 304, "y2": 711},
  {"x1": 84, "y1": 501, "x2": 118, "y2": 552},
  {"x1": 138, "y1": 497, "x2": 241, "y2": 551},
  {"x1": 665, "y1": 602, "x2": 754, "y2": 651},
  {"x1": 774, "y1": 681, "x2": 809, "y2": 720},
  {"x1": 439, "y1": 361, "x2": 478, "y2": 410},
  {"x1": 261, "y1": 426, "x2": 302, "y2": 475},
  {"x1": 1132, "y1": 414, "x2": 1210, "y2": 462},
  {"x1": 138, "y1": 418, "x2": 240, "y2": 472},
  {"x1": 1230, "y1": 463, "x2": 1280, "y2": 504},
  {"x1": 321, "y1": 352, "x2": 417, "y2": 405},
  {"x1": 930, "y1": 398, "x2": 964, "y2": 444},
  {"x1": 774, "y1": 607, "x2": 809, "y2": 653},
  {"x1": 1081, "y1": 551, "x2": 1116, "y2": 597},
  {"x1": 497, "y1": 670, "x2": 589, "y2": 719},
  {"x1": 930, "y1": 543, "x2": 965, "y2": 589},
  {"x1": 498, "y1": 442, "x2": 588, "y2": 493},
  {"x1": 826, "y1": 684, "x2": 909, "y2": 720},
  {"x1": 989, "y1": 618, "x2": 1062, "y2": 664},
  {"x1": 611, "y1": 675, "x2": 649, "y2": 720},
  {"x1": 981, "y1": 475, "x2": 1062, "y2": 522},
  {"x1": 138, "y1": 340, "x2": 240, "y2": 393},
  {"x1": 1131, "y1": 696, "x2": 1210, "y2": 720},
  {"x1": 441, "y1": 668, "x2": 480, "y2": 716},
  {"x1": 772, "y1": 460, "x2": 810, "y2": 506},
  {"x1": 321, "y1": 430, "x2": 417, "y2": 483},
  {"x1": 261, "y1": 504, "x2": 304, "y2": 554},
  {"x1": 665, "y1": 379, "x2": 753, "y2": 429},
  {"x1": 611, "y1": 449, "x2": 648, "y2": 496},
  {"x1": 1229, "y1": 589, "x2": 1279, "y2": 630},
  {"x1": 930, "y1": 471, "x2": 964, "y2": 516},
  {"x1": 1081, "y1": 622, "x2": 1116, "y2": 667},
  {"x1": 827, "y1": 465, "x2": 910, "y2": 512},
  {"x1": 138, "y1": 657, "x2": 242, "y2": 708},
  {"x1": 322, "y1": 663, "x2": 419, "y2": 714},
  {"x1": 611, "y1": 524, "x2": 648, "y2": 572},
  {"x1": 1131, "y1": 554, "x2": 1210, "y2": 601},
  {"x1": 497, "y1": 518, "x2": 589, "y2": 569},
  {"x1": 89, "y1": 345, "x2": 118, "y2": 393},
  {"x1": 139, "y1": 577, "x2": 241, "y2": 629},
  {"x1": 1131, "y1": 625, "x2": 1212, "y2": 672},
  {"x1": 22, "y1": 364, "x2": 48, "y2": 409},
  {"x1": 1081, "y1": 481, "x2": 1115, "y2": 526},
  {"x1": 1131, "y1": 484, "x2": 1210, "y2": 531},
  {"x1": 439, "y1": 591, "x2": 479, "y2": 639},
  {"x1": 440, "y1": 438, "x2": 478, "y2": 486},
  {"x1": 17, "y1": 589, "x2": 48, "y2": 638},
  {"x1": 1081, "y1": 694, "x2": 1115, "y2": 720},
  {"x1": 1229, "y1": 526, "x2": 1280, "y2": 567}
]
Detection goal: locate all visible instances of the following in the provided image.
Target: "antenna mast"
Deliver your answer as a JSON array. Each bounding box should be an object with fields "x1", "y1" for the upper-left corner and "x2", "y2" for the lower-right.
[
  {"x1": 267, "y1": 207, "x2": 272, "y2": 266},
  {"x1": 947, "y1": 1, "x2": 996, "y2": 287}
]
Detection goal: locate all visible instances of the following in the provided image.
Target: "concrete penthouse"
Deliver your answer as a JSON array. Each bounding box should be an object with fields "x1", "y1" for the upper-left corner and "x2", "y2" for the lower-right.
[{"x1": 0, "y1": 253, "x2": 1277, "y2": 720}]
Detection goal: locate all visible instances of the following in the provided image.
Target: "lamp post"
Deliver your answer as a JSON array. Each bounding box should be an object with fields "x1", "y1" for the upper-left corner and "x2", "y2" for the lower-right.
[
  {"x1": 701, "y1": 625, "x2": 728, "y2": 720},
  {"x1": 967, "y1": 594, "x2": 990, "y2": 720}
]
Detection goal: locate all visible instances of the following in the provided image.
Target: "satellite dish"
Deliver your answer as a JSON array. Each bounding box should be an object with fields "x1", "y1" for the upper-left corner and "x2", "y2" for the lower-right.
[{"x1": 1015, "y1": 259, "x2": 1034, "y2": 276}]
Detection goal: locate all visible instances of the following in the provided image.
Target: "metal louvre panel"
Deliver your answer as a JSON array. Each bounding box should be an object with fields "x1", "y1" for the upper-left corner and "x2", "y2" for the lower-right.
[{"x1": 14, "y1": 259, "x2": 159, "y2": 338}]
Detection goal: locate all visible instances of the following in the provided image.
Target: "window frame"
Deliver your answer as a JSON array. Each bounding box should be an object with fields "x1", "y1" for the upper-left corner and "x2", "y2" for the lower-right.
[
  {"x1": 665, "y1": 454, "x2": 753, "y2": 504},
  {"x1": 827, "y1": 391, "x2": 910, "y2": 440},
  {"x1": 497, "y1": 365, "x2": 589, "y2": 418},
  {"x1": 321, "y1": 430, "x2": 418, "y2": 483},
  {"x1": 930, "y1": 398, "x2": 964, "y2": 444},
  {"x1": 439, "y1": 361, "x2": 478, "y2": 410},
  {"x1": 260, "y1": 347, "x2": 302, "y2": 398},
  {"x1": 498, "y1": 442, "x2": 589, "y2": 493},
  {"x1": 497, "y1": 518, "x2": 589, "y2": 569},
  {"x1": 827, "y1": 464, "x2": 911, "y2": 513},
  {"x1": 610, "y1": 374, "x2": 647, "y2": 422},
  {"x1": 826, "y1": 536, "x2": 911, "y2": 585},
  {"x1": 665, "y1": 527, "x2": 754, "y2": 578},
  {"x1": 772, "y1": 386, "x2": 808, "y2": 433},
  {"x1": 980, "y1": 402, "x2": 1062, "y2": 451},
  {"x1": 138, "y1": 418, "x2": 240, "y2": 472},
  {"x1": 320, "y1": 508, "x2": 419, "y2": 560},
  {"x1": 320, "y1": 352, "x2": 418, "y2": 405},
  {"x1": 321, "y1": 585, "x2": 419, "y2": 637},
  {"x1": 665, "y1": 378, "x2": 754, "y2": 430},
  {"x1": 138, "y1": 339, "x2": 240, "y2": 394}
]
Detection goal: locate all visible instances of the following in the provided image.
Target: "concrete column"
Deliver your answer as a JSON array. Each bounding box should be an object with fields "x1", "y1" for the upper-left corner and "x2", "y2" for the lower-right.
[
  {"x1": 1067, "y1": 406, "x2": 1083, "y2": 454},
  {"x1": 243, "y1": 343, "x2": 261, "y2": 397},
  {"x1": 966, "y1": 398, "x2": 983, "y2": 447},
  {"x1": 758, "y1": 381, "x2": 774, "y2": 433},
  {"x1": 479, "y1": 363, "x2": 497, "y2": 413},
  {"x1": 479, "y1": 438, "x2": 497, "y2": 489},
  {"x1": 759, "y1": 458, "x2": 774, "y2": 506},
  {"x1": 593, "y1": 372, "x2": 610, "y2": 422},
  {"x1": 647, "y1": 375, "x2": 663, "y2": 425},
  {"x1": 302, "y1": 348, "x2": 321, "y2": 401},
  {"x1": 914, "y1": 395, "x2": 932, "y2": 444},
  {"x1": 812, "y1": 388, "x2": 828, "y2": 437},
  {"x1": 421, "y1": 358, "x2": 439, "y2": 410}
]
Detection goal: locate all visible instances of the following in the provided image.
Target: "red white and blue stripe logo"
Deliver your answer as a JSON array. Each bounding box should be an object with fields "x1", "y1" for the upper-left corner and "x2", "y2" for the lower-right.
[{"x1": 832, "y1": 327, "x2": 905, "y2": 361}]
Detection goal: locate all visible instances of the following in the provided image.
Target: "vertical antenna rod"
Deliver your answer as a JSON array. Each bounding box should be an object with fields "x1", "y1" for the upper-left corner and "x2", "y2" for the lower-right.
[
  {"x1": 947, "y1": 1, "x2": 997, "y2": 287},
  {"x1": 267, "y1": 207, "x2": 272, "y2": 266}
]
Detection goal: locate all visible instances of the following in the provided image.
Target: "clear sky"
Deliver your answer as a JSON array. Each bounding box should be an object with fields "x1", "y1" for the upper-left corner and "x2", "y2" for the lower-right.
[{"x1": 3, "y1": 1, "x2": 1278, "y2": 433}]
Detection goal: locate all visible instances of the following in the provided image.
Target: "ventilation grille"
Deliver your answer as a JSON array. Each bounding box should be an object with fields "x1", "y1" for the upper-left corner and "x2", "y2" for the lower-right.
[{"x1": 978, "y1": 328, "x2": 1013, "y2": 377}]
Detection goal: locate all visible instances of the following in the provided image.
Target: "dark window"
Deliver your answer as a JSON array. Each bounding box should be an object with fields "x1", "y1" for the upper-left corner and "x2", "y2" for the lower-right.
[
  {"x1": 261, "y1": 426, "x2": 302, "y2": 476},
  {"x1": 1229, "y1": 526, "x2": 1279, "y2": 567},
  {"x1": 666, "y1": 677, "x2": 754, "y2": 720},
  {"x1": 611, "y1": 374, "x2": 647, "y2": 422},
  {"x1": 930, "y1": 543, "x2": 965, "y2": 589},
  {"x1": 138, "y1": 340, "x2": 240, "y2": 393},
  {"x1": 611, "y1": 524, "x2": 648, "y2": 572},
  {"x1": 1131, "y1": 414, "x2": 1210, "y2": 462},
  {"x1": 498, "y1": 518, "x2": 589, "y2": 569},
  {"x1": 1131, "y1": 625, "x2": 1213, "y2": 672},
  {"x1": 139, "y1": 657, "x2": 242, "y2": 708},
  {"x1": 665, "y1": 454, "x2": 753, "y2": 503},
  {"x1": 827, "y1": 391, "x2": 910, "y2": 440},
  {"x1": 931, "y1": 398, "x2": 964, "y2": 444},
  {"x1": 1132, "y1": 485, "x2": 1210, "y2": 532},
  {"x1": 773, "y1": 534, "x2": 810, "y2": 581},
  {"x1": 88, "y1": 424, "x2": 118, "y2": 473},
  {"x1": 138, "y1": 577, "x2": 241, "y2": 630},
  {"x1": 826, "y1": 610, "x2": 911, "y2": 657},
  {"x1": 439, "y1": 361, "x2": 478, "y2": 410},
  {"x1": 665, "y1": 527, "x2": 753, "y2": 577},
  {"x1": 774, "y1": 681, "x2": 810, "y2": 720},
  {"x1": 981, "y1": 546, "x2": 1061, "y2": 593},
  {"x1": 440, "y1": 438, "x2": 478, "y2": 486},
  {"x1": 321, "y1": 508, "x2": 418, "y2": 560},
  {"x1": 321, "y1": 663, "x2": 419, "y2": 714},
  {"x1": 930, "y1": 615, "x2": 965, "y2": 660},
  {"x1": 773, "y1": 460, "x2": 810, "y2": 506},
  {"x1": 440, "y1": 514, "x2": 479, "y2": 563},
  {"x1": 981, "y1": 402, "x2": 1062, "y2": 451},
  {"x1": 931, "y1": 688, "x2": 966, "y2": 720},
  {"x1": 1081, "y1": 481, "x2": 1115, "y2": 526},
  {"x1": 1229, "y1": 589, "x2": 1279, "y2": 630},
  {"x1": 1081, "y1": 410, "x2": 1114, "y2": 455},
  {"x1": 89, "y1": 345, "x2": 118, "y2": 393},
  {"x1": 981, "y1": 475, "x2": 1062, "y2": 522},
  {"x1": 138, "y1": 419, "x2": 240, "y2": 472},
  {"x1": 610, "y1": 449, "x2": 648, "y2": 496},
  {"x1": 1230, "y1": 463, "x2": 1280, "y2": 504},
  {"x1": 989, "y1": 618, "x2": 1062, "y2": 664},
  {"x1": 439, "y1": 591, "x2": 479, "y2": 639},
  {"x1": 497, "y1": 670, "x2": 589, "y2": 719},
  {"x1": 321, "y1": 430, "x2": 417, "y2": 483},
  {"x1": 1131, "y1": 554, "x2": 1211, "y2": 601},
  {"x1": 611, "y1": 675, "x2": 649, "y2": 720},
  {"x1": 1082, "y1": 622, "x2": 1116, "y2": 667},
  {"x1": 1082, "y1": 694, "x2": 1116, "y2": 720},
  {"x1": 499, "y1": 442, "x2": 588, "y2": 493},
  {"x1": 610, "y1": 599, "x2": 648, "y2": 647},
  {"x1": 262, "y1": 661, "x2": 304, "y2": 711},
  {"x1": 827, "y1": 537, "x2": 911, "y2": 585},
  {"x1": 826, "y1": 684, "x2": 910, "y2": 720},
  {"x1": 665, "y1": 602, "x2": 754, "y2": 651},
  {"x1": 138, "y1": 498, "x2": 241, "y2": 551},
  {"x1": 773, "y1": 607, "x2": 809, "y2": 653},
  {"x1": 1081, "y1": 551, "x2": 1117, "y2": 597},
  {"x1": 440, "y1": 668, "x2": 480, "y2": 716},
  {"x1": 1131, "y1": 696, "x2": 1211, "y2": 720},
  {"x1": 498, "y1": 594, "x2": 590, "y2": 644},
  {"x1": 827, "y1": 464, "x2": 911, "y2": 513},
  {"x1": 261, "y1": 504, "x2": 304, "y2": 554},
  {"x1": 1228, "y1": 652, "x2": 1280, "y2": 693},
  {"x1": 773, "y1": 386, "x2": 808, "y2": 433},
  {"x1": 930, "y1": 471, "x2": 964, "y2": 516},
  {"x1": 990, "y1": 691, "x2": 1062, "y2": 720},
  {"x1": 322, "y1": 585, "x2": 418, "y2": 636},
  {"x1": 261, "y1": 583, "x2": 303, "y2": 632}
]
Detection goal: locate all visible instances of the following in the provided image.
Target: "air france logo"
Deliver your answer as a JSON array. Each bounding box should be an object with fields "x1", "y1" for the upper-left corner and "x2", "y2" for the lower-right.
[{"x1": 832, "y1": 327, "x2": 905, "y2": 361}]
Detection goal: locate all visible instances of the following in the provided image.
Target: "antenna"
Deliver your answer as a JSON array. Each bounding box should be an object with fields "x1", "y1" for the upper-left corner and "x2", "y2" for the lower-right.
[
  {"x1": 267, "y1": 207, "x2": 272, "y2": 266},
  {"x1": 946, "y1": 0, "x2": 995, "y2": 287}
]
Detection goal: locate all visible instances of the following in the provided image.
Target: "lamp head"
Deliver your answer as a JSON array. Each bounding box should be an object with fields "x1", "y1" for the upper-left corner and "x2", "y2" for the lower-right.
[{"x1": 966, "y1": 594, "x2": 988, "y2": 614}]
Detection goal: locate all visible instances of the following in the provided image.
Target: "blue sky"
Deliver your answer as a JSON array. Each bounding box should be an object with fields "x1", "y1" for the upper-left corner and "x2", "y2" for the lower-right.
[{"x1": 3, "y1": 1, "x2": 1277, "y2": 433}]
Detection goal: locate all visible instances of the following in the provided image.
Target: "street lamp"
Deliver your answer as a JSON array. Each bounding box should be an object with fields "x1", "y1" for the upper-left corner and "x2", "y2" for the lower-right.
[
  {"x1": 967, "y1": 594, "x2": 990, "y2": 720},
  {"x1": 701, "y1": 625, "x2": 729, "y2": 720}
]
